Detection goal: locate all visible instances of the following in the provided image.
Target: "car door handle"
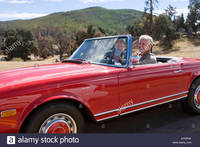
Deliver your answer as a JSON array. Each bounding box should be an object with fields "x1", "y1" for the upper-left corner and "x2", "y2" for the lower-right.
[{"x1": 174, "y1": 69, "x2": 182, "y2": 73}]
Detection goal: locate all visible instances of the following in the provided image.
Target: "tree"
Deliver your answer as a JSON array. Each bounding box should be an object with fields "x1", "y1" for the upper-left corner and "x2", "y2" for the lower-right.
[
  {"x1": 153, "y1": 15, "x2": 177, "y2": 47},
  {"x1": 126, "y1": 23, "x2": 143, "y2": 38},
  {"x1": 174, "y1": 13, "x2": 185, "y2": 31},
  {"x1": 1, "y1": 29, "x2": 37, "y2": 61},
  {"x1": 0, "y1": 28, "x2": 4, "y2": 54},
  {"x1": 87, "y1": 25, "x2": 96, "y2": 38},
  {"x1": 75, "y1": 25, "x2": 102, "y2": 47},
  {"x1": 75, "y1": 28, "x2": 88, "y2": 47},
  {"x1": 186, "y1": 0, "x2": 200, "y2": 34},
  {"x1": 164, "y1": 5, "x2": 177, "y2": 20},
  {"x1": 189, "y1": 0, "x2": 200, "y2": 10},
  {"x1": 56, "y1": 33, "x2": 76, "y2": 60},
  {"x1": 37, "y1": 37, "x2": 54, "y2": 59},
  {"x1": 97, "y1": 27, "x2": 116, "y2": 36},
  {"x1": 186, "y1": 9, "x2": 199, "y2": 33},
  {"x1": 98, "y1": 27, "x2": 106, "y2": 35},
  {"x1": 144, "y1": 0, "x2": 159, "y2": 35}
]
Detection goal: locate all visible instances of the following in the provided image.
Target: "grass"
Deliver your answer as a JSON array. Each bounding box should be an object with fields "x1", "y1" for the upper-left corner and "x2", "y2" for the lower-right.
[
  {"x1": 0, "y1": 55, "x2": 59, "y2": 72},
  {"x1": 12, "y1": 57, "x2": 24, "y2": 62},
  {"x1": 153, "y1": 37, "x2": 200, "y2": 59},
  {"x1": 187, "y1": 37, "x2": 200, "y2": 46}
]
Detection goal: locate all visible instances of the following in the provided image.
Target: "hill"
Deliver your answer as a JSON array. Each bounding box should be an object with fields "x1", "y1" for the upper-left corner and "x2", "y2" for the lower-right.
[{"x1": 0, "y1": 7, "x2": 143, "y2": 34}]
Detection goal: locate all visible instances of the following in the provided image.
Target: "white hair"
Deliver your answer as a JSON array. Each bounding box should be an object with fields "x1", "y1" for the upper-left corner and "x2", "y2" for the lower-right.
[{"x1": 139, "y1": 35, "x2": 154, "y2": 46}]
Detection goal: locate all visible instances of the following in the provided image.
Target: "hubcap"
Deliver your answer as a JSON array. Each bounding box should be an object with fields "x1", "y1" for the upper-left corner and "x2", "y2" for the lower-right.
[
  {"x1": 194, "y1": 86, "x2": 200, "y2": 109},
  {"x1": 39, "y1": 113, "x2": 77, "y2": 134}
]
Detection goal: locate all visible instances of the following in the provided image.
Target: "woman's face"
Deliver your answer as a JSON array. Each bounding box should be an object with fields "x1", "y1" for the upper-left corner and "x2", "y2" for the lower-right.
[{"x1": 115, "y1": 41, "x2": 125, "y2": 51}]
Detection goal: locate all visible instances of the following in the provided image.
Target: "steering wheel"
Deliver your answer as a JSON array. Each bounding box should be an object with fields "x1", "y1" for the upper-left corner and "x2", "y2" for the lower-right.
[{"x1": 100, "y1": 51, "x2": 115, "y2": 64}]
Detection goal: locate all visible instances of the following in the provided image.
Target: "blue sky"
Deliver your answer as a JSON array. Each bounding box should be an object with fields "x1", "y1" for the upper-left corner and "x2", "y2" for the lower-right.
[{"x1": 0, "y1": 0, "x2": 190, "y2": 21}]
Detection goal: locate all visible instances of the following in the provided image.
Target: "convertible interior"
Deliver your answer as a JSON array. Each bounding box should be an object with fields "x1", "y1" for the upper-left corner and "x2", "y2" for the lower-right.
[{"x1": 156, "y1": 56, "x2": 173, "y2": 63}]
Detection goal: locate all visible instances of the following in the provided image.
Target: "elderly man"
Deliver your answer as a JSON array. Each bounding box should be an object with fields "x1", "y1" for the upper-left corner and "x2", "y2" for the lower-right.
[{"x1": 138, "y1": 35, "x2": 157, "y2": 64}]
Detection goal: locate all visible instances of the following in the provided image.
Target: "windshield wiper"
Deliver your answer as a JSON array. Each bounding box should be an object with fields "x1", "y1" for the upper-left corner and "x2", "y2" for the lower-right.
[{"x1": 62, "y1": 58, "x2": 87, "y2": 64}]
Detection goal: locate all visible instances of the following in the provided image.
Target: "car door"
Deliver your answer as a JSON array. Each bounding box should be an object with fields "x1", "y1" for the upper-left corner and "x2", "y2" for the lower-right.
[{"x1": 118, "y1": 62, "x2": 188, "y2": 115}]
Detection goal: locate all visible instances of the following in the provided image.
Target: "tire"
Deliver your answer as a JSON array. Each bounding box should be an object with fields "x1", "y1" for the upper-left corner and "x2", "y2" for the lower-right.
[
  {"x1": 182, "y1": 78, "x2": 200, "y2": 114},
  {"x1": 23, "y1": 102, "x2": 85, "y2": 133}
]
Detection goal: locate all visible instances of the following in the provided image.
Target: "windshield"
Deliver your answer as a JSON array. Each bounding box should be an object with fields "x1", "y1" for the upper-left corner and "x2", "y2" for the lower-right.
[{"x1": 70, "y1": 37, "x2": 128, "y2": 66}]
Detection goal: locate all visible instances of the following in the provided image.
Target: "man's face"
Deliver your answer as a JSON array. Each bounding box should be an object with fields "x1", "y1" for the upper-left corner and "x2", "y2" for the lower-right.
[
  {"x1": 139, "y1": 39, "x2": 151, "y2": 56},
  {"x1": 115, "y1": 41, "x2": 125, "y2": 51}
]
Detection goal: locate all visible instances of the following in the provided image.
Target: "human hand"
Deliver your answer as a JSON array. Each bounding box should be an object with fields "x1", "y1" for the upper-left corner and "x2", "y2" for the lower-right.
[
  {"x1": 113, "y1": 56, "x2": 120, "y2": 61},
  {"x1": 136, "y1": 52, "x2": 141, "y2": 56}
]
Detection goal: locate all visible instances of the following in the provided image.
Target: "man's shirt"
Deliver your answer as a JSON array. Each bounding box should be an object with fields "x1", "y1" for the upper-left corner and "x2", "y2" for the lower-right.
[{"x1": 139, "y1": 53, "x2": 157, "y2": 64}]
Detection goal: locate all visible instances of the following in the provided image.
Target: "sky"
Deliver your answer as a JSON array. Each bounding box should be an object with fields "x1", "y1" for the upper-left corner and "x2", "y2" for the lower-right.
[{"x1": 0, "y1": 0, "x2": 190, "y2": 21}]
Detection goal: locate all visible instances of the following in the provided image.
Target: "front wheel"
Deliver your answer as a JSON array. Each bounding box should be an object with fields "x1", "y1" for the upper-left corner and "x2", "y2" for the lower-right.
[
  {"x1": 23, "y1": 103, "x2": 85, "y2": 133},
  {"x1": 182, "y1": 78, "x2": 200, "y2": 114}
]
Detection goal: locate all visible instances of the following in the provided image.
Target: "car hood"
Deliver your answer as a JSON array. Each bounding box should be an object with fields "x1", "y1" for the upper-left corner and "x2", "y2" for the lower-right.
[{"x1": 0, "y1": 63, "x2": 116, "y2": 92}]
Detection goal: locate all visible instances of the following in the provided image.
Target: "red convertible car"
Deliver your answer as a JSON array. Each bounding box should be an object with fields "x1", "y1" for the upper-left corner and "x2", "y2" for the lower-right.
[{"x1": 0, "y1": 35, "x2": 200, "y2": 133}]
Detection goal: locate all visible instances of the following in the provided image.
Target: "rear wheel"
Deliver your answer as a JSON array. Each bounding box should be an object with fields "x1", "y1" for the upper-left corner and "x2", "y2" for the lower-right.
[
  {"x1": 182, "y1": 78, "x2": 200, "y2": 114},
  {"x1": 23, "y1": 103, "x2": 85, "y2": 133}
]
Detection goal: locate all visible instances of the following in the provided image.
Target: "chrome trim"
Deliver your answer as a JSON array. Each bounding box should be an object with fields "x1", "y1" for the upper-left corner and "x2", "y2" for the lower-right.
[
  {"x1": 120, "y1": 95, "x2": 187, "y2": 116},
  {"x1": 96, "y1": 95, "x2": 187, "y2": 122},
  {"x1": 194, "y1": 86, "x2": 200, "y2": 109},
  {"x1": 96, "y1": 114, "x2": 119, "y2": 122},
  {"x1": 94, "y1": 109, "x2": 119, "y2": 117},
  {"x1": 39, "y1": 113, "x2": 77, "y2": 134},
  {"x1": 85, "y1": 34, "x2": 131, "y2": 41},
  {"x1": 94, "y1": 91, "x2": 188, "y2": 117},
  {"x1": 120, "y1": 91, "x2": 188, "y2": 111},
  {"x1": 174, "y1": 69, "x2": 183, "y2": 73},
  {"x1": 44, "y1": 120, "x2": 69, "y2": 134},
  {"x1": 70, "y1": 35, "x2": 131, "y2": 68}
]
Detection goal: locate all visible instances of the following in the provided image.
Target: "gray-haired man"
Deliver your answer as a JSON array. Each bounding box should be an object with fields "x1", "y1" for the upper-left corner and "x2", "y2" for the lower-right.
[{"x1": 138, "y1": 35, "x2": 157, "y2": 64}]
